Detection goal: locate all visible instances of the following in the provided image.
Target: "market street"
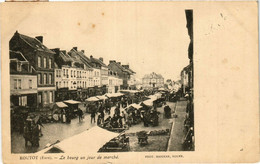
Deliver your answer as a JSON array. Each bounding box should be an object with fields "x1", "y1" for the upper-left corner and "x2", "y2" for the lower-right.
[{"x1": 11, "y1": 101, "x2": 179, "y2": 153}]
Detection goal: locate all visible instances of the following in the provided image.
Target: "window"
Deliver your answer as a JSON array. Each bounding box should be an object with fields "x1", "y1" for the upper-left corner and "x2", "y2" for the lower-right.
[
  {"x1": 29, "y1": 79, "x2": 32, "y2": 89},
  {"x1": 38, "y1": 74, "x2": 41, "y2": 84},
  {"x1": 71, "y1": 70, "x2": 73, "y2": 77},
  {"x1": 64, "y1": 81, "x2": 65, "y2": 87},
  {"x1": 56, "y1": 82, "x2": 58, "y2": 87},
  {"x1": 63, "y1": 69, "x2": 66, "y2": 77},
  {"x1": 17, "y1": 63, "x2": 22, "y2": 71},
  {"x1": 14, "y1": 79, "x2": 17, "y2": 89},
  {"x1": 43, "y1": 57, "x2": 47, "y2": 68},
  {"x1": 56, "y1": 70, "x2": 58, "y2": 77},
  {"x1": 18, "y1": 79, "x2": 21, "y2": 89},
  {"x1": 74, "y1": 71, "x2": 76, "y2": 77},
  {"x1": 43, "y1": 74, "x2": 47, "y2": 84},
  {"x1": 19, "y1": 96, "x2": 27, "y2": 106},
  {"x1": 49, "y1": 74, "x2": 52, "y2": 84},
  {"x1": 49, "y1": 58, "x2": 52, "y2": 68},
  {"x1": 49, "y1": 91, "x2": 53, "y2": 103},
  {"x1": 38, "y1": 56, "x2": 41, "y2": 67},
  {"x1": 66, "y1": 69, "x2": 68, "y2": 78}
]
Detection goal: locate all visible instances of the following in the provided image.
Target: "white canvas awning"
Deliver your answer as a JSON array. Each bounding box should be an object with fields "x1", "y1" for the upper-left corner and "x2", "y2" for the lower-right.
[
  {"x1": 96, "y1": 95, "x2": 108, "y2": 100},
  {"x1": 129, "y1": 103, "x2": 142, "y2": 109},
  {"x1": 154, "y1": 93, "x2": 162, "y2": 98},
  {"x1": 158, "y1": 88, "x2": 166, "y2": 91},
  {"x1": 142, "y1": 100, "x2": 154, "y2": 106},
  {"x1": 56, "y1": 102, "x2": 68, "y2": 108},
  {"x1": 148, "y1": 95, "x2": 158, "y2": 101},
  {"x1": 64, "y1": 100, "x2": 81, "y2": 104},
  {"x1": 105, "y1": 93, "x2": 124, "y2": 98},
  {"x1": 36, "y1": 126, "x2": 119, "y2": 154},
  {"x1": 86, "y1": 96, "x2": 100, "y2": 102}
]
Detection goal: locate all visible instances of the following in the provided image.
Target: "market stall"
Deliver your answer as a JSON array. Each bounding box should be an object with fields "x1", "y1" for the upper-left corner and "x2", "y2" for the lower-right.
[
  {"x1": 85, "y1": 96, "x2": 100, "y2": 113},
  {"x1": 36, "y1": 126, "x2": 121, "y2": 153},
  {"x1": 63, "y1": 100, "x2": 81, "y2": 119},
  {"x1": 52, "y1": 102, "x2": 68, "y2": 122}
]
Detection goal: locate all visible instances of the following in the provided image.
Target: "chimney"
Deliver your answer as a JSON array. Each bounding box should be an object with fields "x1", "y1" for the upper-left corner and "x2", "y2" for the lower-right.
[
  {"x1": 51, "y1": 48, "x2": 60, "y2": 55},
  {"x1": 109, "y1": 60, "x2": 116, "y2": 64},
  {"x1": 61, "y1": 50, "x2": 66, "y2": 54},
  {"x1": 123, "y1": 65, "x2": 129, "y2": 69},
  {"x1": 99, "y1": 57, "x2": 103, "y2": 62},
  {"x1": 117, "y1": 62, "x2": 121, "y2": 65},
  {"x1": 35, "y1": 36, "x2": 43, "y2": 43},
  {"x1": 73, "y1": 47, "x2": 77, "y2": 51},
  {"x1": 90, "y1": 55, "x2": 93, "y2": 59},
  {"x1": 81, "y1": 50, "x2": 84, "y2": 53}
]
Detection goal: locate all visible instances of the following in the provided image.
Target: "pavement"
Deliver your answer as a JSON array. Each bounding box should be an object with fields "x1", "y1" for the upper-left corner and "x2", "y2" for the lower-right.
[
  {"x1": 11, "y1": 101, "x2": 183, "y2": 153},
  {"x1": 11, "y1": 103, "x2": 126, "y2": 153},
  {"x1": 167, "y1": 100, "x2": 188, "y2": 151}
]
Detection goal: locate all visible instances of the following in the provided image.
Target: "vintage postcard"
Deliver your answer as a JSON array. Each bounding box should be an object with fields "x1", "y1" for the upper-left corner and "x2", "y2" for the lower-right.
[{"x1": 0, "y1": 1, "x2": 259, "y2": 163}]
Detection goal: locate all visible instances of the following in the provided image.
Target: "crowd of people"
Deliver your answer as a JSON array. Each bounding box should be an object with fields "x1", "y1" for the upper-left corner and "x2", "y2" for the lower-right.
[
  {"x1": 23, "y1": 115, "x2": 44, "y2": 147},
  {"x1": 16, "y1": 89, "x2": 175, "y2": 148}
]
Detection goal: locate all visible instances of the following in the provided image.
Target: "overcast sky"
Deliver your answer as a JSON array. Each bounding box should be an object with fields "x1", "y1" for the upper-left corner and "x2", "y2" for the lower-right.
[{"x1": 7, "y1": 3, "x2": 190, "y2": 81}]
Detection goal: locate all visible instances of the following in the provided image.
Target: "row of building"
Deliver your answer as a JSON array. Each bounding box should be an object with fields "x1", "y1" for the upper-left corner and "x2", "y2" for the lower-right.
[{"x1": 10, "y1": 31, "x2": 136, "y2": 111}]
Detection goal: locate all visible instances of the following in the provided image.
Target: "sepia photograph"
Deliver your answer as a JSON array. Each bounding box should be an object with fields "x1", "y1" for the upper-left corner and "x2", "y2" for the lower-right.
[
  {"x1": 1, "y1": 2, "x2": 259, "y2": 163},
  {"x1": 8, "y1": 5, "x2": 194, "y2": 154}
]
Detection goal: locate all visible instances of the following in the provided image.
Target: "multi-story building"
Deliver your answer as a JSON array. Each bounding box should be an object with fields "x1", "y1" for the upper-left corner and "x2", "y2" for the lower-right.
[
  {"x1": 122, "y1": 65, "x2": 136, "y2": 90},
  {"x1": 53, "y1": 48, "x2": 91, "y2": 101},
  {"x1": 108, "y1": 60, "x2": 134, "y2": 90},
  {"x1": 142, "y1": 72, "x2": 164, "y2": 89},
  {"x1": 89, "y1": 56, "x2": 108, "y2": 94},
  {"x1": 68, "y1": 47, "x2": 98, "y2": 97},
  {"x1": 108, "y1": 69, "x2": 122, "y2": 93},
  {"x1": 10, "y1": 31, "x2": 55, "y2": 109},
  {"x1": 10, "y1": 51, "x2": 38, "y2": 110}
]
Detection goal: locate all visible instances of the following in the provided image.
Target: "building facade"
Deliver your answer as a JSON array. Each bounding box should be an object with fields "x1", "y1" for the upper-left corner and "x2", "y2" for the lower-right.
[
  {"x1": 142, "y1": 72, "x2": 164, "y2": 89},
  {"x1": 10, "y1": 31, "x2": 55, "y2": 109},
  {"x1": 107, "y1": 69, "x2": 122, "y2": 93},
  {"x1": 108, "y1": 61, "x2": 135, "y2": 90},
  {"x1": 10, "y1": 51, "x2": 38, "y2": 111}
]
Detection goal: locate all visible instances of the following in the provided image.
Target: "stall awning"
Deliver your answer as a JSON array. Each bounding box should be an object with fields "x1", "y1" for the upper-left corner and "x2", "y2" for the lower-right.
[
  {"x1": 119, "y1": 90, "x2": 139, "y2": 94},
  {"x1": 56, "y1": 102, "x2": 68, "y2": 108},
  {"x1": 114, "y1": 92, "x2": 124, "y2": 97},
  {"x1": 64, "y1": 100, "x2": 81, "y2": 104},
  {"x1": 142, "y1": 100, "x2": 153, "y2": 106},
  {"x1": 154, "y1": 93, "x2": 162, "y2": 98},
  {"x1": 105, "y1": 93, "x2": 124, "y2": 98},
  {"x1": 158, "y1": 88, "x2": 166, "y2": 91},
  {"x1": 96, "y1": 95, "x2": 108, "y2": 100},
  {"x1": 86, "y1": 96, "x2": 100, "y2": 102},
  {"x1": 129, "y1": 103, "x2": 142, "y2": 109},
  {"x1": 148, "y1": 95, "x2": 158, "y2": 101},
  {"x1": 36, "y1": 126, "x2": 119, "y2": 154}
]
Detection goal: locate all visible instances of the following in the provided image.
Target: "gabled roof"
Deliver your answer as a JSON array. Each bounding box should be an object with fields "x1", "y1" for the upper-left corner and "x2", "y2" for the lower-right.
[
  {"x1": 90, "y1": 57, "x2": 108, "y2": 68},
  {"x1": 143, "y1": 72, "x2": 164, "y2": 79},
  {"x1": 16, "y1": 32, "x2": 55, "y2": 54},
  {"x1": 109, "y1": 62, "x2": 130, "y2": 74},
  {"x1": 69, "y1": 49, "x2": 93, "y2": 69}
]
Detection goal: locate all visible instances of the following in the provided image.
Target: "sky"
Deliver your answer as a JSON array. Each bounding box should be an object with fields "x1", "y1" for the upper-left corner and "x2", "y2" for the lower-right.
[{"x1": 6, "y1": 3, "x2": 190, "y2": 81}]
